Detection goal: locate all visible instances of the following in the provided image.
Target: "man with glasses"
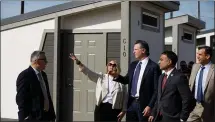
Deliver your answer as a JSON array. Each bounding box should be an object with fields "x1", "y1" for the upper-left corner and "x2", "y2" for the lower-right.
[{"x1": 16, "y1": 51, "x2": 56, "y2": 122}]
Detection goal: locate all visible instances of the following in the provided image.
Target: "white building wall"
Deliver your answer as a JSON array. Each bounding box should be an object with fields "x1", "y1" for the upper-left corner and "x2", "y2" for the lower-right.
[
  {"x1": 62, "y1": 4, "x2": 121, "y2": 30},
  {"x1": 130, "y1": 2, "x2": 165, "y2": 63},
  {"x1": 165, "y1": 27, "x2": 173, "y2": 45},
  {"x1": 166, "y1": 29, "x2": 215, "y2": 47},
  {"x1": 197, "y1": 32, "x2": 215, "y2": 46},
  {"x1": 1, "y1": 19, "x2": 55, "y2": 119}
]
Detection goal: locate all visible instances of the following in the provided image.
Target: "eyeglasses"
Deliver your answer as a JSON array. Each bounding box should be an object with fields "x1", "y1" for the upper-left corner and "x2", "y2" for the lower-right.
[
  {"x1": 37, "y1": 58, "x2": 48, "y2": 63},
  {"x1": 108, "y1": 63, "x2": 117, "y2": 67}
]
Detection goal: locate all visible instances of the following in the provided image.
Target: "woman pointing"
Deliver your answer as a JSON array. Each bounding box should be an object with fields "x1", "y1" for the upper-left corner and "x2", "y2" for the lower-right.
[{"x1": 69, "y1": 53, "x2": 127, "y2": 122}]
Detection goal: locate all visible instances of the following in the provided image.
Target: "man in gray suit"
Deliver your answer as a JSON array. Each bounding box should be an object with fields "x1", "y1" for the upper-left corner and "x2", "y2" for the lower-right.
[{"x1": 187, "y1": 46, "x2": 215, "y2": 122}]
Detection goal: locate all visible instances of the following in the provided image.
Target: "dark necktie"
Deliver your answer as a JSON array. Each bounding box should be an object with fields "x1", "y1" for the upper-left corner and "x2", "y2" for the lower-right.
[
  {"x1": 37, "y1": 72, "x2": 50, "y2": 111},
  {"x1": 162, "y1": 74, "x2": 168, "y2": 90},
  {"x1": 131, "y1": 62, "x2": 142, "y2": 96},
  {"x1": 197, "y1": 66, "x2": 205, "y2": 103},
  {"x1": 159, "y1": 74, "x2": 168, "y2": 116}
]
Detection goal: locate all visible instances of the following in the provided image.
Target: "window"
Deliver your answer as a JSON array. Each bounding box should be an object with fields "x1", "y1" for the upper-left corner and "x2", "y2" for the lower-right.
[
  {"x1": 142, "y1": 12, "x2": 158, "y2": 28},
  {"x1": 165, "y1": 45, "x2": 172, "y2": 51},
  {"x1": 182, "y1": 30, "x2": 193, "y2": 42},
  {"x1": 210, "y1": 35, "x2": 215, "y2": 63},
  {"x1": 141, "y1": 8, "x2": 160, "y2": 32},
  {"x1": 196, "y1": 37, "x2": 206, "y2": 46},
  {"x1": 210, "y1": 35, "x2": 215, "y2": 50}
]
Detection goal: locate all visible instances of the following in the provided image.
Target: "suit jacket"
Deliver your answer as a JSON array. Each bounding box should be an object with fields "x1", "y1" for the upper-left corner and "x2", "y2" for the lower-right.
[
  {"x1": 81, "y1": 65, "x2": 128, "y2": 111},
  {"x1": 189, "y1": 63, "x2": 215, "y2": 121},
  {"x1": 16, "y1": 66, "x2": 56, "y2": 121},
  {"x1": 152, "y1": 68, "x2": 194, "y2": 121},
  {"x1": 125, "y1": 59, "x2": 161, "y2": 111}
]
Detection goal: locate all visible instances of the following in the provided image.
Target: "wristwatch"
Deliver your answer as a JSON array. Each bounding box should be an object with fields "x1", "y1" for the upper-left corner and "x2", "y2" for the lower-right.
[{"x1": 76, "y1": 60, "x2": 81, "y2": 65}]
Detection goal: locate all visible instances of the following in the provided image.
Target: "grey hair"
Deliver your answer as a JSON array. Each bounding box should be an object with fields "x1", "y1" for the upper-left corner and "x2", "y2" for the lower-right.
[{"x1": 30, "y1": 51, "x2": 45, "y2": 62}]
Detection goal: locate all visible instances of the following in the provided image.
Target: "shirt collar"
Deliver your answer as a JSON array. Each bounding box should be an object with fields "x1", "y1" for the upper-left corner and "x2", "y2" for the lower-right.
[
  {"x1": 201, "y1": 62, "x2": 211, "y2": 69},
  {"x1": 31, "y1": 66, "x2": 40, "y2": 75},
  {"x1": 164, "y1": 67, "x2": 175, "y2": 77},
  {"x1": 139, "y1": 57, "x2": 149, "y2": 65}
]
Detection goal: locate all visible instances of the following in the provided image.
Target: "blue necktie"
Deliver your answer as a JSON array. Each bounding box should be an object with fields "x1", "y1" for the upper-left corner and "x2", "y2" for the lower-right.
[
  {"x1": 197, "y1": 66, "x2": 205, "y2": 103},
  {"x1": 131, "y1": 62, "x2": 142, "y2": 96}
]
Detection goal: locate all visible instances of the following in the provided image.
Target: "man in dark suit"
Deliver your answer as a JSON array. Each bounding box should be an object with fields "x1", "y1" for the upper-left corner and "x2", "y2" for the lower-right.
[
  {"x1": 124, "y1": 40, "x2": 161, "y2": 122},
  {"x1": 148, "y1": 51, "x2": 194, "y2": 122},
  {"x1": 16, "y1": 51, "x2": 56, "y2": 121}
]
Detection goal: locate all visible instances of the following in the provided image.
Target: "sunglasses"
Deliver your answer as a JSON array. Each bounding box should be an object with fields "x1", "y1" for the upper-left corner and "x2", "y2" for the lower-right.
[{"x1": 108, "y1": 63, "x2": 117, "y2": 67}]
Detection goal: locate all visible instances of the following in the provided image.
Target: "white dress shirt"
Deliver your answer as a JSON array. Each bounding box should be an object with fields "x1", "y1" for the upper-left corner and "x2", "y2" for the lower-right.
[
  {"x1": 102, "y1": 74, "x2": 115, "y2": 104},
  {"x1": 195, "y1": 62, "x2": 211, "y2": 99},
  {"x1": 134, "y1": 57, "x2": 149, "y2": 97},
  {"x1": 32, "y1": 67, "x2": 42, "y2": 81},
  {"x1": 164, "y1": 68, "x2": 175, "y2": 79}
]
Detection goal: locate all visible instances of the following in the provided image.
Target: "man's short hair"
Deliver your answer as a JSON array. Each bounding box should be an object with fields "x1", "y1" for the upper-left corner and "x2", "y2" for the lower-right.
[
  {"x1": 198, "y1": 46, "x2": 213, "y2": 59},
  {"x1": 162, "y1": 51, "x2": 178, "y2": 66},
  {"x1": 135, "y1": 40, "x2": 150, "y2": 56},
  {"x1": 30, "y1": 51, "x2": 45, "y2": 62}
]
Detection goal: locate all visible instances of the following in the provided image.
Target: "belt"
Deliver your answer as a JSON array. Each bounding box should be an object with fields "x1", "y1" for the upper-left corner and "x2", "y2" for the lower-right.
[
  {"x1": 44, "y1": 109, "x2": 49, "y2": 112},
  {"x1": 131, "y1": 97, "x2": 139, "y2": 102},
  {"x1": 195, "y1": 99, "x2": 204, "y2": 105}
]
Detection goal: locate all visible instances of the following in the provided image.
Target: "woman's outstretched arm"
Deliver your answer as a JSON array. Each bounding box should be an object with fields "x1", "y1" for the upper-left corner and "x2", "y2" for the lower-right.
[{"x1": 69, "y1": 53, "x2": 102, "y2": 82}]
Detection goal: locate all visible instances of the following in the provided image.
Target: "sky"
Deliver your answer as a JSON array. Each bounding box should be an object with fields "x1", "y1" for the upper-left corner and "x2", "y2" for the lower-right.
[{"x1": 1, "y1": 1, "x2": 214, "y2": 30}]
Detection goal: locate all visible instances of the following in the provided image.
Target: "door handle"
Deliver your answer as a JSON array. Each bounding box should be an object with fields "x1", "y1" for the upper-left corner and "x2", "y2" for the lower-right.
[
  {"x1": 67, "y1": 83, "x2": 73, "y2": 87},
  {"x1": 66, "y1": 78, "x2": 73, "y2": 87}
]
